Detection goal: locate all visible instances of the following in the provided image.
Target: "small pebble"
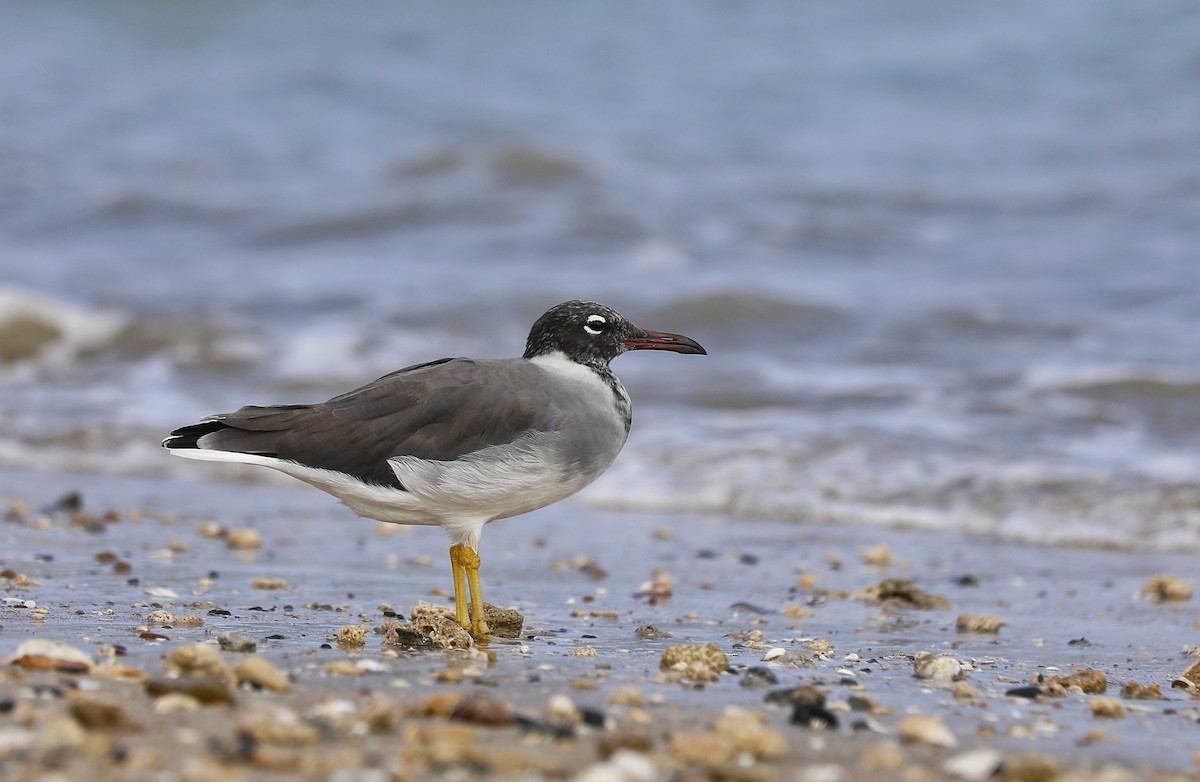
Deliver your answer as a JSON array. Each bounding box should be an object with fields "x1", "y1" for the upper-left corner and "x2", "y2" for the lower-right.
[
  {"x1": 954, "y1": 613, "x2": 1006, "y2": 634},
  {"x1": 13, "y1": 639, "x2": 94, "y2": 673},
  {"x1": 163, "y1": 643, "x2": 232, "y2": 682},
  {"x1": 1005, "y1": 686, "x2": 1045, "y2": 700},
  {"x1": 1089, "y1": 697, "x2": 1126, "y2": 719},
  {"x1": 898, "y1": 714, "x2": 958, "y2": 748},
  {"x1": 238, "y1": 705, "x2": 318, "y2": 746},
  {"x1": 606, "y1": 686, "x2": 645, "y2": 707},
  {"x1": 573, "y1": 749, "x2": 661, "y2": 782},
  {"x1": 145, "y1": 677, "x2": 235, "y2": 706},
  {"x1": 323, "y1": 660, "x2": 363, "y2": 677},
  {"x1": 251, "y1": 576, "x2": 288, "y2": 590},
  {"x1": 449, "y1": 693, "x2": 515, "y2": 726},
  {"x1": 217, "y1": 632, "x2": 258, "y2": 653},
  {"x1": 942, "y1": 748, "x2": 1003, "y2": 782},
  {"x1": 226, "y1": 528, "x2": 262, "y2": 550},
  {"x1": 913, "y1": 651, "x2": 964, "y2": 683},
  {"x1": 196, "y1": 521, "x2": 225, "y2": 539},
  {"x1": 69, "y1": 698, "x2": 139, "y2": 731},
  {"x1": 234, "y1": 657, "x2": 291, "y2": 692},
  {"x1": 545, "y1": 693, "x2": 582, "y2": 726},
  {"x1": 152, "y1": 693, "x2": 202, "y2": 714},
  {"x1": 740, "y1": 666, "x2": 781, "y2": 689},
  {"x1": 775, "y1": 686, "x2": 839, "y2": 729},
  {"x1": 145, "y1": 610, "x2": 176, "y2": 626},
  {"x1": 952, "y1": 681, "x2": 983, "y2": 701},
  {"x1": 713, "y1": 706, "x2": 787, "y2": 759},
  {"x1": 858, "y1": 542, "x2": 893, "y2": 568}
]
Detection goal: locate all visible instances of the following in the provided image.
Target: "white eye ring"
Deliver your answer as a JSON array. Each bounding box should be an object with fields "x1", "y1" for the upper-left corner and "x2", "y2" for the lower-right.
[{"x1": 584, "y1": 314, "x2": 607, "y2": 335}]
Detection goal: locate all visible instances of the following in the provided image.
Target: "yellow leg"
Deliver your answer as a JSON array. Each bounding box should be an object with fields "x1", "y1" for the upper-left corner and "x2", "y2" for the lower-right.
[
  {"x1": 448, "y1": 543, "x2": 489, "y2": 640},
  {"x1": 449, "y1": 544, "x2": 469, "y2": 630},
  {"x1": 461, "y1": 546, "x2": 489, "y2": 640}
]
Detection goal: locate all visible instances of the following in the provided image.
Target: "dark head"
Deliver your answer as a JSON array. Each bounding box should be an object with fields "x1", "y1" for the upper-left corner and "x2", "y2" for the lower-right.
[{"x1": 523, "y1": 300, "x2": 707, "y2": 366}]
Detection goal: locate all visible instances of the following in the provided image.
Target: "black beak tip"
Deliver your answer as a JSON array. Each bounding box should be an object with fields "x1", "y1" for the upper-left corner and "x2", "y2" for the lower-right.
[{"x1": 624, "y1": 329, "x2": 708, "y2": 355}]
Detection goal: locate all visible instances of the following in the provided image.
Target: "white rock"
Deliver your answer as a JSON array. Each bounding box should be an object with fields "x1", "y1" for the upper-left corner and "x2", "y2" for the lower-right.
[
  {"x1": 797, "y1": 763, "x2": 847, "y2": 782},
  {"x1": 942, "y1": 748, "x2": 1003, "y2": 781},
  {"x1": 913, "y1": 651, "x2": 964, "y2": 683},
  {"x1": 547, "y1": 693, "x2": 581, "y2": 724},
  {"x1": 572, "y1": 750, "x2": 658, "y2": 782},
  {"x1": 762, "y1": 647, "x2": 786, "y2": 661},
  {"x1": 898, "y1": 714, "x2": 958, "y2": 748},
  {"x1": 14, "y1": 639, "x2": 93, "y2": 670}
]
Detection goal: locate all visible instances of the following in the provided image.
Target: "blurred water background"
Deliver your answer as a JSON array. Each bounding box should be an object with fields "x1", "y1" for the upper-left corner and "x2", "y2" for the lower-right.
[{"x1": 2, "y1": 1, "x2": 1199, "y2": 549}]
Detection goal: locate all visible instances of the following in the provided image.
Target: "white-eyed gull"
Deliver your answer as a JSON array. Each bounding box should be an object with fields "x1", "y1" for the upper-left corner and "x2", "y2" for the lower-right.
[{"x1": 163, "y1": 300, "x2": 706, "y2": 639}]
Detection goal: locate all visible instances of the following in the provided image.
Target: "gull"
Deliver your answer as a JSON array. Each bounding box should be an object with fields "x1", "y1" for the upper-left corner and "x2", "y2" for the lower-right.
[{"x1": 163, "y1": 300, "x2": 706, "y2": 638}]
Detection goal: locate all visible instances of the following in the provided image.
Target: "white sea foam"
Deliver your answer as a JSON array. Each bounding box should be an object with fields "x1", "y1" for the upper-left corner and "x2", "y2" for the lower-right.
[{"x1": 0, "y1": 288, "x2": 126, "y2": 374}]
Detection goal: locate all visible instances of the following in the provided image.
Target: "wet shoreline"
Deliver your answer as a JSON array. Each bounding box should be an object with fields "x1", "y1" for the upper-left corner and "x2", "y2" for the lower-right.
[{"x1": 1, "y1": 468, "x2": 1198, "y2": 780}]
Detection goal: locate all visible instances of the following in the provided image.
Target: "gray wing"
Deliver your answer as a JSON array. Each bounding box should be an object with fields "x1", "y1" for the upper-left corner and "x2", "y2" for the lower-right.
[{"x1": 166, "y1": 358, "x2": 562, "y2": 487}]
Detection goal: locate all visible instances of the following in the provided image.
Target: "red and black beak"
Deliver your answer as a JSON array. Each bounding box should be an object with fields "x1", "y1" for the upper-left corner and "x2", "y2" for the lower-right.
[{"x1": 623, "y1": 328, "x2": 707, "y2": 355}]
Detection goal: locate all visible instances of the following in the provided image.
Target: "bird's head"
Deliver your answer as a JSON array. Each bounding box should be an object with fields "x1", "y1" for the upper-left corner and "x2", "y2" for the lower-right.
[{"x1": 524, "y1": 300, "x2": 707, "y2": 366}]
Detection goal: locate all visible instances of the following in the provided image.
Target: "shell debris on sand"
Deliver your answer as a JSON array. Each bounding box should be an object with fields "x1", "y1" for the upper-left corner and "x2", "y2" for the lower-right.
[
  {"x1": 659, "y1": 643, "x2": 728, "y2": 683},
  {"x1": 1041, "y1": 668, "x2": 1107, "y2": 695},
  {"x1": 381, "y1": 600, "x2": 472, "y2": 649},
  {"x1": 955, "y1": 613, "x2": 1007, "y2": 634},
  {"x1": 1171, "y1": 659, "x2": 1200, "y2": 692},
  {"x1": 1140, "y1": 573, "x2": 1192, "y2": 603},
  {"x1": 1119, "y1": 682, "x2": 1163, "y2": 700},
  {"x1": 335, "y1": 624, "x2": 368, "y2": 649},
  {"x1": 851, "y1": 578, "x2": 951, "y2": 610}
]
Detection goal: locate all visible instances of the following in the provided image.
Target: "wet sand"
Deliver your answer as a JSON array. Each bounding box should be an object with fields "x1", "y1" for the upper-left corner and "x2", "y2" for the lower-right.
[{"x1": 1, "y1": 468, "x2": 1198, "y2": 781}]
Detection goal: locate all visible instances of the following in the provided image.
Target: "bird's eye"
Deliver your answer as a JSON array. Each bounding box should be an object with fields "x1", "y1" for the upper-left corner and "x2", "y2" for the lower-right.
[{"x1": 583, "y1": 314, "x2": 608, "y2": 336}]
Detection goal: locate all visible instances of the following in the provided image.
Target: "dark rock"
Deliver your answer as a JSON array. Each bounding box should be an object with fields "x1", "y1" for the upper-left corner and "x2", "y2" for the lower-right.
[
  {"x1": 791, "y1": 701, "x2": 839, "y2": 729},
  {"x1": 217, "y1": 631, "x2": 258, "y2": 653},
  {"x1": 145, "y1": 677, "x2": 235, "y2": 706},
  {"x1": 740, "y1": 667, "x2": 781, "y2": 689},
  {"x1": 1005, "y1": 686, "x2": 1045, "y2": 700}
]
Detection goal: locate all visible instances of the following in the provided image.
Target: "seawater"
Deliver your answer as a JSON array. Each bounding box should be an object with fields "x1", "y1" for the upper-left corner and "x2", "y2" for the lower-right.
[{"x1": 1, "y1": 2, "x2": 1198, "y2": 549}]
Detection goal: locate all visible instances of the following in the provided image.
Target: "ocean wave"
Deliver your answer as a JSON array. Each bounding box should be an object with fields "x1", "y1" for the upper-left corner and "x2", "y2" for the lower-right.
[
  {"x1": 0, "y1": 288, "x2": 127, "y2": 373},
  {"x1": 584, "y1": 413, "x2": 1200, "y2": 553}
]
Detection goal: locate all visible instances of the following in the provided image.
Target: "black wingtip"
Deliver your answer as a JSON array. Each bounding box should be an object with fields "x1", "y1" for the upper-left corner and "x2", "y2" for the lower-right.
[{"x1": 161, "y1": 419, "x2": 226, "y2": 450}]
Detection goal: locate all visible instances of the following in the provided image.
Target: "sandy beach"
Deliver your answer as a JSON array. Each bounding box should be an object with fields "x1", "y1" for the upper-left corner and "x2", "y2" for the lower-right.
[{"x1": 1, "y1": 468, "x2": 1197, "y2": 781}]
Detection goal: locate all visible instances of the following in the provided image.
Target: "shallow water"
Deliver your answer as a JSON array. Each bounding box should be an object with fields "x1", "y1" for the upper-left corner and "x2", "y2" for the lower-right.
[{"x1": 2, "y1": 2, "x2": 1199, "y2": 549}]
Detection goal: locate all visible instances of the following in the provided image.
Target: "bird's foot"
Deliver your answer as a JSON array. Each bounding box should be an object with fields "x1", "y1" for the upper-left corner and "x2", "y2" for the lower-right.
[{"x1": 449, "y1": 543, "x2": 490, "y2": 641}]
